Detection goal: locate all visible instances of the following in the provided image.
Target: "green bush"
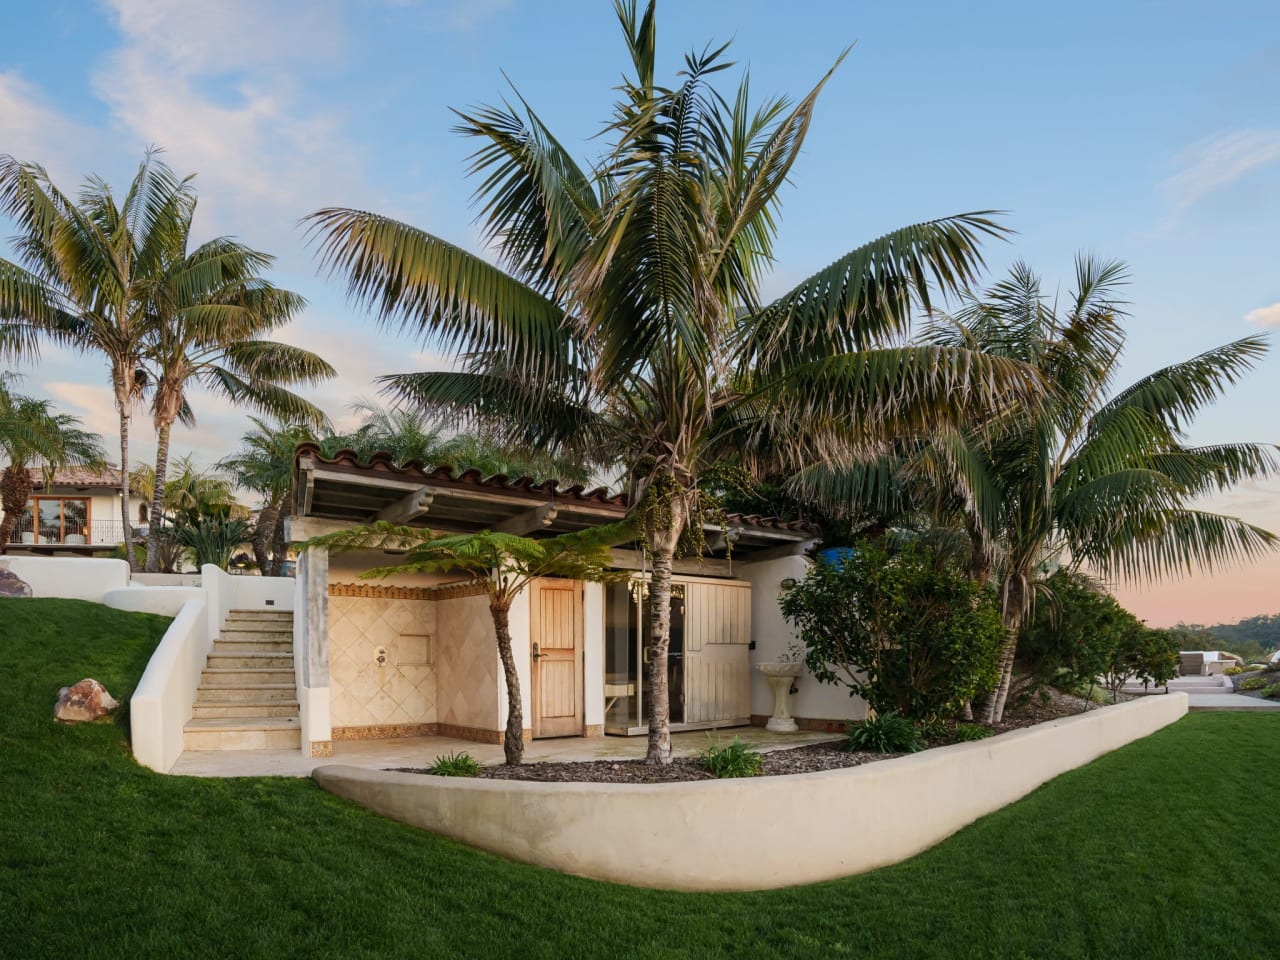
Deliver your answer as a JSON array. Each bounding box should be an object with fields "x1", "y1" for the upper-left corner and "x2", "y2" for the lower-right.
[
  {"x1": 701, "y1": 738, "x2": 764, "y2": 778},
  {"x1": 428, "y1": 752, "x2": 481, "y2": 777},
  {"x1": 953, "y1": 723, "x2": 996, "y2": 742},
  {"x1": 1261, "y1": 684, "x2": 1280, "y2": 700},
  {"x1": 780, "y1": 539, "x2": 1004, "y2": 721},
  {"x1": 1224, "y1": 666, "x2": 1244, "y2": 676},
  {"x1": 844, "y1": 712, "x2": 924, "y2": 754},
  {"x1": 1241, "y1": 677, "x2": 1269, "y2": 691}
]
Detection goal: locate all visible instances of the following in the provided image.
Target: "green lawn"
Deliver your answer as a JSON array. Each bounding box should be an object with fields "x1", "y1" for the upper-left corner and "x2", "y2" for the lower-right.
[{"x1": 2, "y1": 598, "x2": 1278, "y2": 959}]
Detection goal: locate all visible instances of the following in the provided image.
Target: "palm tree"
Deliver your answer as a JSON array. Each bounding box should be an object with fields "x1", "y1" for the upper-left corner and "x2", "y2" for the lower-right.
[
  {"x1": 303, "y1": 521, "x2": 630, "y2": 764},
  {"x1": 220, "y1": 417, "x2": 320, "y2": 575},
  {"x1": 0, "y1": 149, "x2": 195, "y2": 570},
  {"x1": 917, "y1": 257, "x2": 1278, "y2": 721},
  {"x1": 0, "y1": 384, "x2": 105, "y2": 550},
  {"x1": 305, "y1": 1, "x2": 1039, "y2": 763},
  {"x1": 140, "y1": 234, "x2": 333, "y2": 571}
]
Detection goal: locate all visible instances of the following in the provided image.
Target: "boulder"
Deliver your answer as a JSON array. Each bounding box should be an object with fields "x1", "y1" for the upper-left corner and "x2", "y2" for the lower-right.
[
  {"x1": 0, "y1": 568, "x2": 32, "y2": 598},
  {"x1": 54, "y1": 679, "x2": 119, "y2": 723}
]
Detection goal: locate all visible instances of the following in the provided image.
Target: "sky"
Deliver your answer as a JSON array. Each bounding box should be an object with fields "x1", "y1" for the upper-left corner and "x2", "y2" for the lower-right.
[{"x1": 0, "y1": 0, "x2": 1277, "y2": 626}]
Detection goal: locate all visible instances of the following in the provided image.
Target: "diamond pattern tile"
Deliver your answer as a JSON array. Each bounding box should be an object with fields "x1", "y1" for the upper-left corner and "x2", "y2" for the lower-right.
[{"x1": 328, "y1": 597, "x2": 438, "y2": 727}]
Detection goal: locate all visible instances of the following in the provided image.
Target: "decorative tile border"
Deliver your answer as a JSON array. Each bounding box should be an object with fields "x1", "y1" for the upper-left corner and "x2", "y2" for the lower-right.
[
  {"x1": 329, "y1": 582, "x2": 437, "y2": 600},
  {"x1": 584, "y1": 724, "x2": 604, "y2": 738},
  {"x1": 334, "y1": 723, "x2": 437, "y2": 741},
  {"x1": 327, "y1": 580, "x2": 489, "y2": 601},
  {"x1": 310, "y1": 740, "x2": 333, "y2": 758}
]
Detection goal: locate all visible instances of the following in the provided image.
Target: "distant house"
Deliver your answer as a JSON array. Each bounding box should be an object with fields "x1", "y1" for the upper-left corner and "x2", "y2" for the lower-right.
[{"x1": 5, "y1": 465, "x2": 149, "y2": 557}]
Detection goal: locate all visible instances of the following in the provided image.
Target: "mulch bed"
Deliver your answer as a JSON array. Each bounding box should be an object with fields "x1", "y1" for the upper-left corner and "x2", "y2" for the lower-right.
[{"x1": 393, "y1": 688, "x2": 1122, "y2": 784}]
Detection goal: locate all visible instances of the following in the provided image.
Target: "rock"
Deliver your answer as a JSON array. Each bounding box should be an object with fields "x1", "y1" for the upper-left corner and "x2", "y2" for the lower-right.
[
  {"x1": 54, "y1": 679, "x2": 119, "y2": 723},
  {"x1": 0, "y1": 568, "x2": 32, "y2": 598}
]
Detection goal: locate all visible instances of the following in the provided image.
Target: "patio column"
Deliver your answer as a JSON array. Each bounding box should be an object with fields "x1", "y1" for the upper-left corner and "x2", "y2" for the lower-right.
[{"x1": 295, "y1": 546, "x2": 332, "y2": 757}]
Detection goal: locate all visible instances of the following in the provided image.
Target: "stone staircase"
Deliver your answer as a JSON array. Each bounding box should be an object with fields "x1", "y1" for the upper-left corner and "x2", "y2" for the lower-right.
[{"x1": 183, "y1": 609, "x2": 300, "y2": 751}]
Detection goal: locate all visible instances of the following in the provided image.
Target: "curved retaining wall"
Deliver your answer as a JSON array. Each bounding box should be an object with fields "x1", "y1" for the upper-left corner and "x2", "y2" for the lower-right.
[{"x1": 313, "y1": 692, "x2": 1188, "y2": 891}]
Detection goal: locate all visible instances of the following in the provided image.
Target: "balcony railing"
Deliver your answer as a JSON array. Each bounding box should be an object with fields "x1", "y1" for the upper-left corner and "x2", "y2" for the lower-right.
[{"x1": 7, "y1": 516, "x2": 148, "y2": 547}]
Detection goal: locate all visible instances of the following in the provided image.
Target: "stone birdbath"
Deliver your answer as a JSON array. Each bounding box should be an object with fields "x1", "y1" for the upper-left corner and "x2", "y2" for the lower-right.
[{"x1": 756, "y1": 662, "x2": 803, "y2": 732}]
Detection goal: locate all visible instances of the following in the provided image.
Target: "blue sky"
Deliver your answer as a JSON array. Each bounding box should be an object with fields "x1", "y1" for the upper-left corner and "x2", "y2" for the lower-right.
[{"x1": 1, "y1": 0, "x2": 1277, "y2": 624}]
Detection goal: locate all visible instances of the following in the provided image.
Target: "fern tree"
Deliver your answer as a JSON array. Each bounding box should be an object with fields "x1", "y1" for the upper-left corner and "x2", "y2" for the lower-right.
[
  {"x1": 303, "y1": 521, "x2": 631, "y2": 764},
  {"x1": 305, "y1": 1, "x2": 1039, "y2": 763}
]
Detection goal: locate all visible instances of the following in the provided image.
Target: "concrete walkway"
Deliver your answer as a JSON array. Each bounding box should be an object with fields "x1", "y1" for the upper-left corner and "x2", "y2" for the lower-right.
[
  {"x1": 169, "y1": 726, "x2": 841, "y2": 778},
  {"x1": 1122, "y1": 674, "x2": 1280, "y2": 713}
]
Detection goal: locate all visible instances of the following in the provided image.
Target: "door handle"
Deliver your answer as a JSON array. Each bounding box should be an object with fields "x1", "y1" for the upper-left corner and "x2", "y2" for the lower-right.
[{"x1": 532, "y1": 643, "x2": 543, "y2": 660}]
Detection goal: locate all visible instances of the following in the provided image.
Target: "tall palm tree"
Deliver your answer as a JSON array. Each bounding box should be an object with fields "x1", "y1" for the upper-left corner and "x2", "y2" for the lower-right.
[
  {"x1": 140, "y1": 234, "x2": 333, "y2": 571},
  {"x1": 917, "y1": 257, "x2": 1276, "y2": 721},
  {"x1": 0, "y1": 149, "x2": 195, "y2": 570},
  {"x1": 0, "y1": 383, "x2": 105, "y2": 550},
  {"x1": 305, "y1": 1, "x2": 1039, "y2": 763}
]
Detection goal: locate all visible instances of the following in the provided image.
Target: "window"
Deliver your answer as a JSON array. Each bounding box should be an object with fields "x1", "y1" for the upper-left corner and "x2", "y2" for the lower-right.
[{"x1": 14, "y1": 498, "x2": 90, "y2": 544}]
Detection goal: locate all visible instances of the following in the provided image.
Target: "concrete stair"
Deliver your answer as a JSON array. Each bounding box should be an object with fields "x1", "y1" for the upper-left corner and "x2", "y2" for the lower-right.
[{"x1": 184, "y1": 609, "x2": 300, "y2": 751}]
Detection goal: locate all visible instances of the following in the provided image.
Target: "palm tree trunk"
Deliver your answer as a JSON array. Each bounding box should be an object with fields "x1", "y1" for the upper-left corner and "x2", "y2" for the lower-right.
[
  {"x1": 491, "y1": 596, "x2": 524, "y2": 765},
  {"x1": 981, "y1": 575, "x2": 1028, "y2": 723},
  {"x1": 0, "y1": 464, "x2": 33, "y2": 552},
  {"x1": 253, "y1": 499, "x2": 280, "y2": 576},
  {"x1": 269, "y1": 499, "x2": 291, "y2": 577},
  {"x1": 644, "y1": 491, "x2": 688, "y2": 766},
  {"x1": 117, "y1": 404, "x2": 137, "y2": 572},
  {"x1": 144, "y1": 420, "x2": 172, "y2": 573}
]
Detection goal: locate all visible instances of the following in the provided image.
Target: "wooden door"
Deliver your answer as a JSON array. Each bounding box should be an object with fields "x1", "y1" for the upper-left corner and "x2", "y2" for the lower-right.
[
  {"x1": 530, "y1": 578, "x2": 584, "y2": 738},
  {"x1": 682, "y1": 580, "x2": 752, "y2": 724}
]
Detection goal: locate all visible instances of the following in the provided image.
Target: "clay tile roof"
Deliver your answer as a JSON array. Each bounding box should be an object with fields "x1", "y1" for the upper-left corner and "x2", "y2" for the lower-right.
[
  {"x1": 293, "y1": 443, "x2": 820, "y2": 536},
  {"x1": 28, "y1": 464, "x2": 126, "y2": 488}
]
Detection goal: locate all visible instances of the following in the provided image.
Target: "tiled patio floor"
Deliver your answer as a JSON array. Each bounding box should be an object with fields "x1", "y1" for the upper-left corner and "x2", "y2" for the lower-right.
[{"x1": 169, "y1": 726, "x2": 841, "y2": 778}]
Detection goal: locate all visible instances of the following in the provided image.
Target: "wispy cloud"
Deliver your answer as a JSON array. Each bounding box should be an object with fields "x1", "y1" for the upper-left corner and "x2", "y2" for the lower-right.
[
  {"x1": 0, "y1": 71, "x2": 101, "y2": 186},
  {"x1": 1162, "y1": 128, "x2": 1280, "y2": 208},
  {"x1": 1245, "y1": 302, "x2": 1280, "y2": 328}
]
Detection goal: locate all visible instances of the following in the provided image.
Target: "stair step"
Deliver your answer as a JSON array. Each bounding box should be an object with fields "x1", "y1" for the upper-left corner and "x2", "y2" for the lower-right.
[
  {"x1": 196, "y1": 683, "x2": 298, "y2": 702},
  {"x1": 207, "y1": 653, "x2": 294, "y2": 670},
  {"x1": 212, "y1": 639, "x2": 292, "y2": 654},
  {"x1": 220, "y1": 628, "x2": 294, "y2": 641},
  {"x1": 192, "y1": 700, "x2": 300, "y2": 719},
  {"x1": 202, "y1": 667, "x2": 295, "y2": 686},
  {"x1": 183, "y1": 716, "x2": 301, "y2": 751},
  {"x1": 227, "y1": 609, "x2": 292, "y2": 620}
]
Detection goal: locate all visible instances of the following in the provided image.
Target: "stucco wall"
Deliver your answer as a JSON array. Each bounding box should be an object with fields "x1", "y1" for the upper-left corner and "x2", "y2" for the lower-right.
[
  {"x1": 313, "y1": 693, "x2": 1188, "y2": 891},
  {"x1": 435, "y1": 593, "x2": 501, "y2": 733},
  {"x1": 130, "y1": 598, "x2": 210, "y2": 773},
  {"x1": 739, "y1": 555, "x2": 868, "y2": 723},
  {"x1": 1, "y1": 556, "x2": 130, "y2": 602}
]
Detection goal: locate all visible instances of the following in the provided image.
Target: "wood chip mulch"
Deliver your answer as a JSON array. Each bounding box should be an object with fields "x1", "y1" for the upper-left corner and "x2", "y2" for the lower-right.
[{"x1": 391, "y1": 688, "x2": 1125, "y2": 785}]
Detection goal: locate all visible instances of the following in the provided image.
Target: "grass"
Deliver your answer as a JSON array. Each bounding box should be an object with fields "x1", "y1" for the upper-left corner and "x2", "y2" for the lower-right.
[{"x1": 3, "y1": 597, "x2": 1280, "y2": 959}]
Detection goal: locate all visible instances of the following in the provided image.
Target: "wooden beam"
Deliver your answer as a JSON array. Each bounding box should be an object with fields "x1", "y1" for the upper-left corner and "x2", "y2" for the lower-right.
[
  {"x1": 703, "y1": 526, "x2": 742, "y2": 554},
  {"x1": 298, "y1": 462, "x2": 315, "y2": 516},
  {"x1": 376, "y1": 485, "x2": 438, "y2": 524},
  {"x1": 493, "y1": 503, "x2": 558, "y2": 535},
  {"x1": 608, "y1": 549, "x2": 733, "y2": 578},
  {"x1": 286, "y1": 515, "x2": 357, "y2": 542}
]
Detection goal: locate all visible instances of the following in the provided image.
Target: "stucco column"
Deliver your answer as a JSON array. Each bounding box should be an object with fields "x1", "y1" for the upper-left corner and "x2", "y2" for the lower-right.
[{"x1": 295, "y1": 546, "x2": 331, "y2": 757}]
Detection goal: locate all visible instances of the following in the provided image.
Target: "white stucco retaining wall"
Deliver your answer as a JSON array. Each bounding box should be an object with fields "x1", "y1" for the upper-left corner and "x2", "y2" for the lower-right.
[
  {"x1": 313, "y1": 693, "x2": 1187, "y2": 891},
  {"x1": 0, "y1": 557, "x2": 130, "y2": 602},
  {"x1": 105, "y1": 586, "x2": 206, "y2": 617},
  {"x1": 130, "y1": 598, "x2": 210, "y2": 773}
]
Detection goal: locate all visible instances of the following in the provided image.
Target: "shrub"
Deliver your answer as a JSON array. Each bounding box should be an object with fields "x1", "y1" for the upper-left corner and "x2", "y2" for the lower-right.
[
  {"x1": 429, "y1": 752, "x2": 481, "y2": 777},
  {"x1": 1241, "y1": 676, "x2": 1269, "y2": 691},
  {"x1": 701, "y1": 739, "x2": 764, "y2": 778},
  {"x1": 844, "y1": 712, "x2": 924, "y2": 754},
  {"x1": 780, "y1": 539, "x2": 1004, "y2": 721},
  {"x1": 1262, "y1": 684, "x2": 1280, "y2": 700},
  {"x1": 953, "y1": 723, "x2": 996, "y2": 742},
  {"x1": 1224, "y1": 666, "x2": 1244, "y2": 676}
]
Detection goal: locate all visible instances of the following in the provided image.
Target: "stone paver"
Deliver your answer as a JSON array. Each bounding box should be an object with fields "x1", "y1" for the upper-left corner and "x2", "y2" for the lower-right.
[{"x1": 169, "y1": 726, "x2": 841, "y2": 778}]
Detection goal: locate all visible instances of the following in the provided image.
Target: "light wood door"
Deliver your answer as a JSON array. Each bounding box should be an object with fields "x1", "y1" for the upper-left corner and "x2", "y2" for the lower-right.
[
  {"x1": 682, "y1": 580, "x2": 752, "y2": 724},
  {"x1": 530, "y1": 578, "x2": 584, "y2": 738}
]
